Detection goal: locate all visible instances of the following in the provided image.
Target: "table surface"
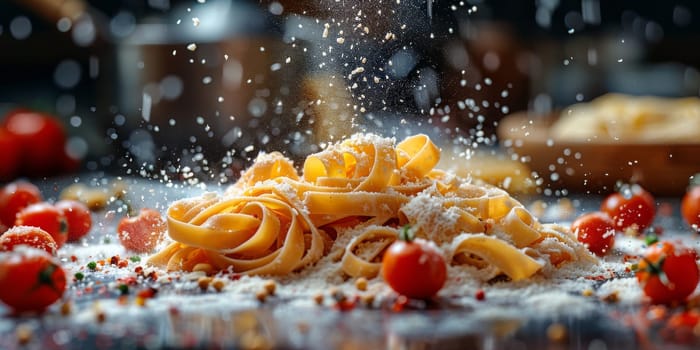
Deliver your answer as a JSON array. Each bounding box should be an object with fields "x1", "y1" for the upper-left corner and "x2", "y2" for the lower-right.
[{"x1": 0, "y1": 174, "x2": 698, "y2": 350}]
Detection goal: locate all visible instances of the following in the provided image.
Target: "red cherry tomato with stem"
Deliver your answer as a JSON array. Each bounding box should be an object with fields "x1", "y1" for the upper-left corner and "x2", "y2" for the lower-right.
[
  {"x1": 0, "y1": 181, "x2": 43, "y2": 227},
  {"x1": 636, "y1": 240, "x2": 699, "y2": 305},
  {"x1": 381, "y1": 226, "x2": 447, "y2": 299},
  {"x1": 15, "y1": 203, "x2": 68, "y2": 249},
  {"x1": 601, "y1": 183, "x2": 656, "y2": 232},
  {"x1": 0, "y1": 247, "x2": 66, "y2": 313},
  {"x1": 55, "y1": 200, "x2": 92, "y2": 242},
  {"x1": 572, "y1": 212, "x2": 616, "y2": 256}
]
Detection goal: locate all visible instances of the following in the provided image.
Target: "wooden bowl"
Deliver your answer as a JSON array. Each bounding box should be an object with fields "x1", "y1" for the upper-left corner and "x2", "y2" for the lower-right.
[{"x1": 497, "y1": 112, "x2": 700, "y2": 196}]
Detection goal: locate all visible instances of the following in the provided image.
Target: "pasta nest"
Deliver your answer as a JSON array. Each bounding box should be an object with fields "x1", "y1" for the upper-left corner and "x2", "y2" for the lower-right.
[{"x1": 149, "y1": 134, "x2": 596, "y2": 281}]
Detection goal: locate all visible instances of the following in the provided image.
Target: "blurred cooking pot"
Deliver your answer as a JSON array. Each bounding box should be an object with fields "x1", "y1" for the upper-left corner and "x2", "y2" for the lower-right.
[{"x1": 105, "y1": 0, "x2": 306, "y2": 170}]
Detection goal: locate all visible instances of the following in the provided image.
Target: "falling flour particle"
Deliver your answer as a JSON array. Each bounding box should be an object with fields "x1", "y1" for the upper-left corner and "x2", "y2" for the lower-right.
[
  {"x1": 187, "y1": 43, "x2": 197, "y2": 51},
  {"x1": 192, "y1": 17, "x2": 200, "y2": 27},
  {"x1": 336, "y1": 37, "x2": 345, "y2": 44},
  {"x1": 142, "y1": 93, "x2": 152, "y2": 122}
]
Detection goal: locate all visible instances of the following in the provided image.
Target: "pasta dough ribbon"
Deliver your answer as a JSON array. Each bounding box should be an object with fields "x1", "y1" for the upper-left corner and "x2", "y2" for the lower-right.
[{"x1": 450, "y1": 234, "x2": 543, "y2": 281}]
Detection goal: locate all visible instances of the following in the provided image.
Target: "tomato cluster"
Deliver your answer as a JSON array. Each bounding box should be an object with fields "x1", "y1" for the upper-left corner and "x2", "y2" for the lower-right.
[
  {"x1": 0, "y1": 181, "x2": 92, "y2": 251},
  {"x1": 636, "y1": 240, "x2": 699, "y2": 305},
  {"x1": 572, "y1": 184, "x2": 657, "y2": 257},
  {"x1": 571, "y1": 180, "x2": 700, "y2": 305},
  {"x1": 0, "y1": 108, "x2": 79, "y2": 180},
  {"x1": 600, "y1": 184, "x2": 656, "y2": 232}
]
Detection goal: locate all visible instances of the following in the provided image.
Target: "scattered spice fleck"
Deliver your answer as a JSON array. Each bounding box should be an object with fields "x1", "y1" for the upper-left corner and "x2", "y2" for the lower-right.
[
  {"x1": 118, "y1": 284, "x2": 129, "y2": 295},
  {"x1": 360, "y1": 293, "x2": 375, "y2": 307},
  {"x1": 15, "y1": 324, "x2": 32, "y2": 345},
  {"x1": 256, "y1": 289, "x2": 268, "y2": 303},
  {"x1": 212, "y1": 279, "x2": 225, "y2": 292},
  {"x1": 60, "y1": 302, "x2": 72, "y2": 316},
  {"x1": 198, "y1": 277, "x2": 212, "y2": 291},
  {"x1": 602, "y1": 291, "x2": 620, "y2": 303},
  {"x1": 547, "y1": 322, "x2": 568, "y2": 343},
  {"x1": 263, "y1": 280, "x2": 277, "y2": 295},
  {"x1": 96, "y1": 310, "x2": 106, "y2": 323},
  {"x1": 355, "y1": 277, "x2": 368, "y2": 291}
]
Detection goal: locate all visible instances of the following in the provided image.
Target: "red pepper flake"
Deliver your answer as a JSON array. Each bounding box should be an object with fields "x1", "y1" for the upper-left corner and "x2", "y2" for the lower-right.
[
  {"x1": 622, "y1": 254, "x2": 639, "y2": 263},
  {"x1": 137, "y1": 287, "x2": 158, "y2": 299},
  {"x1": 96, "y1": 310, "x2": 106, "y2": 323},
  {"x1": 70, "y1": 255, "x2": 78, "y2": 263},
  {"x1": 98, "y1": 260, "x2": 106, "y2": 266},
  {"x1": 392, "y1": 295, "x2": 409, "y2": 312},
  {"x1": 334, "y1": 296, "x2": 358, "y2": 312},
  {"x1": 168, "y1": 306, "x2": 180, "y2": 316},
  {"x1": 475, "y1": 289, "x2": 486, "y2": 301},
  {"x1": 110, "y1": 256, "x2": 120, "y2": 265},
  {"x1": 584, "y1": 275, "x2": 607, "y2": 281},
  {"x1": 117, "y1": 260, "x2": 128, "y2": 269},
  {"x1": 227, "y1": 273, "x2": 242, "y2": 281},
  {"x1": 134, "y1": 266, "x2": 143, "y2": 274},
  {"x1": 147, "y1": 271, "x2": 158, "y2": 281},
  {"x1": 117, "y1": 276, "x2": 137, "y2": 286}
]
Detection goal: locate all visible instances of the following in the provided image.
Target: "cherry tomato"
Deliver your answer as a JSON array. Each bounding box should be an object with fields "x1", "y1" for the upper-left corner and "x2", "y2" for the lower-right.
[
  {"x1": 636, "y1": 241, "x2": 699, "y2": 305},
  {"x1": 0, "y1": 181, "x2": 43, "y2": 227},
  {"x1": 0, "y1": 247, "x2": 66, "y2": 313},
  {"x1": 55, "y1": 200, "x2": 92, "y2": 242},
  {"x1": 681, "y1": 184, "x2": 700, "y2": 233},
  {"x1": 15, "y1": 203, "x2": 68, "y2": 249},
  {"x1": 117, "y1": 208, "x2": 166, "y2": 253},
  {"x1": 0, "y1": 128, "x2": 21, "y2": 181},
  {"x1": 2, "y1": 109, "x2": 66, "y2": 177},
  {"x1": 601, "y1": 184, "x2": 656, "y2": 232},
  {"x1": 0, "y1": 226, "x2": 57, "y2": 255},
  {"x1": 381, "y1": 227, "x2": 447, "y2": 299},
  {"x1": 572, "y1": 212, "x2": 616, "y2": 256}
]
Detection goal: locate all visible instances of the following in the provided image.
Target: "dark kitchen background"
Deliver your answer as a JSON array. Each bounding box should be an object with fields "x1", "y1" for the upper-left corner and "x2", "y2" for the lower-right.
[{"x1": 1, "y1": 0, "x2": 699, "y2": 181}]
